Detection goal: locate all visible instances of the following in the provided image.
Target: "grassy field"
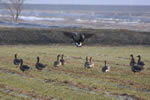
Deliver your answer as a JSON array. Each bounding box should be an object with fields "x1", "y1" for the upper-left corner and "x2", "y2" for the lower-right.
[{"x1": 0, "y1": 45, "x2": 150, "y2": 100}]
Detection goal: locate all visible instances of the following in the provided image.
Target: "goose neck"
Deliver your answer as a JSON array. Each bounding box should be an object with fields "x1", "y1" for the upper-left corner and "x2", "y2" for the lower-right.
[
  {"x1": 15, "y1": 54, "x2": 17, "y2": 59},
  {"x1": 57, "y1": 56, "x2": 60, "y2": 61},
  {"x1": 37, "y1": 57, "x2": 39, "y2": 63},
  {"x1": 138, "y1": 56, "x2": 141, "y2": 63}
]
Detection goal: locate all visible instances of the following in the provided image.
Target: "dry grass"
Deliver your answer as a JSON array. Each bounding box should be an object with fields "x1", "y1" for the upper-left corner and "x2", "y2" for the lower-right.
[{"x1": 0, "y1": 45, "x2": 150, "y2": 100}]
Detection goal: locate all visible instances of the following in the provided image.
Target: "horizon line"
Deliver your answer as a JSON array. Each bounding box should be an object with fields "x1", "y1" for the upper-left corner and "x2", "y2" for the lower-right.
[{"x1": 24, "y1": 3, "x2": 150, "y2": 6}]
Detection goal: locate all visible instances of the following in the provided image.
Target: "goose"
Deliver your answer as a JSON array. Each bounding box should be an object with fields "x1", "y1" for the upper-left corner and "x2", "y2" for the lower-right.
[
  {"x1": 102, "y1": 61, "x2": 110, "y2": 72},
  {"x1": 89, "y1": 57, "x2": 94, "y2": 68},
  {"x1": 130, "y1": 54, "x2": 136, "y2": 67},
  {"x1": 20, "y1": 59, "x2": 31, "y2": 72},
  {"x1": 84, "y1": 56, "x2": 89, "y2": 68},
  {"x1": 13, "y1": 54, "x2": 21, "y2": 65},
  {"x1": 63, "y1": 32, "x2": 94, "y2": 47},
  {"x1": 60, "y1": 54, "x2": 65, "y2": 66},
  {"x1": 35, "y1": 56, "x2": 47, "y2": 70},
  {"x1": 84, "y1": 56, "x2": 94, "y2": 68},
  {"x1": 54, "y1": 55, "x2": 62, "y2": 67},
  {"x1": 137, "y1": 55, "x2": 145, "y2": 68}
]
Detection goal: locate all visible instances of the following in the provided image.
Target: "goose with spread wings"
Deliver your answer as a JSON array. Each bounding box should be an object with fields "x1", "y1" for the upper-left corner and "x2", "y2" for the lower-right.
[{"x1": 63, "y1": 32, "x2": 94, "y2": 47}]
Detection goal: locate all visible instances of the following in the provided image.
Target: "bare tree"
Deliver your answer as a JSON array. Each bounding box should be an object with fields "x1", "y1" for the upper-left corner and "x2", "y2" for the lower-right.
[{"x1": 3, "y1": 0, "x2": 25, "y2": 22}]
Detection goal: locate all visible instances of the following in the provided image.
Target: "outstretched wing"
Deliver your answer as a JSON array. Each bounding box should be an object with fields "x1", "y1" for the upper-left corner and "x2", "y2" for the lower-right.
[
  {"x1": 84, "y1": 34, "x2": 94, "y2": 39},
  {"x1": 63, "y1": 31, "x2": 74, "y2": 39},
  {"x1": 63, "y1": 31, "x2": 80, "y2": 42},
  {"x1": 79, "y1": 33, "x2": 85, "y2": 42}
]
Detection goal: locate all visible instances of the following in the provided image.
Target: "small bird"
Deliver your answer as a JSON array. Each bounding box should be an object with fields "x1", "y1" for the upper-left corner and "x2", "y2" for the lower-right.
[
  {"x1": 60, "y1": 54, "x2": 65, "y2": 66},
  {"x1": 54, "y1": 55, "x2": 62, "y2": 67},
  {"x1": 130, "y1": 54, "x2": 136, "y2": 67},
  {"x1": 13, "y1": 54, "x2": 21, "y2": 65},
  {"x1": 102, "y1": 61, "x2": 110, "y2": 72},
  {"x1": 35, "y1": 56, "x2": 47, "y2": 70},
  {"x1": 137, "y1": 55, "x2": 145, "y2": 68},
  {"x1": 20, "y1": 59, "x2": 31, "y2": 72},
  {"x1": 63, "y1": 32, "x2": 94, "y2": 47}
]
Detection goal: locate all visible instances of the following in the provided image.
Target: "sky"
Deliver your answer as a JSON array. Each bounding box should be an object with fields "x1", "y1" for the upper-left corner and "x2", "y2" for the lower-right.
[{"x1": 25, "y1": 0, "x2": 150, "y2": 5}]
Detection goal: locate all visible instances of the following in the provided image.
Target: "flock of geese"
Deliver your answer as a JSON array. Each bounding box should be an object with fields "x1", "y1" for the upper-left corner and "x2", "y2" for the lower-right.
[
  {"x1": 13, "y1": 53, "x2": 145, "y2": 73},
  {"x1": 12, "y1": 31, "x2": 145, "y2": 73}
]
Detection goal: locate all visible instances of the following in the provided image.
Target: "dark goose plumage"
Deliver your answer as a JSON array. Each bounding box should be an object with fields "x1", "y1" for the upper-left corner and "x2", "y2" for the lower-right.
[
  {"x1": 13, "y1": 54, "x2": 21, "y2": 65},
  {"x1": 131, "y1": 65, "x2": 143, "y2": 72},
  {"x1": 60, "y1": 54, "x2": 65, "y2": 66},
  {"x1": 130, "y1": 55, "x2": 144, "y2": 73},
  {"x1": 35, "y1": 56, "x2": 47, "y2": 70},
  {"x1": 54, "y1": 54, "x2": 62, "y2": 67},
  {"x1": 137, "y1": 55, "x2": 145, "y2": 68},
  {"x1": 20, "y1": 59, "x2": 30, "y2": 72},
  {"x1": 102, "y1": 61, "x2": 110, "y2": 72},
  {"x1": 63, "y1": 32, "x2": 94, "y2": 47},
  {"x1": 130, "y1": 54, "x2": 136, "y2": 67}
]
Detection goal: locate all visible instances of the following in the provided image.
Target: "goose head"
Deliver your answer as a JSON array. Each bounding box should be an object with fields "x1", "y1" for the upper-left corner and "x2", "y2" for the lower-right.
[
  {"x1": 130, "y1": 54, "x2": 133, "y2": 57},
  {"x1": 89, "y1": 57, "x2": 92, "y2": 62},
  {"x1": 61, "y1": 54, "x2": 64, "y2": 59},
  {"x1": 14, "y1": 53, "x2": 17, "y2": 58},
  {"x1": 86, "y1": 56, "x2": 89, "y2": 62},
  {"x1": 57, "y1": 54, "x2": 61, "y2": 61},
  {"x1": 37, "y1": 56, "x2": 40, "y2": 62},
  {"x1": 137, "y1": 55, "x2": 141, "y2": 58}
]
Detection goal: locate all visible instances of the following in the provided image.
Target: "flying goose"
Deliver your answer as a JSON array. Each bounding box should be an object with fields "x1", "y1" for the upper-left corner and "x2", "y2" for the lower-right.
[
  {"x1": 60, "y1": 54, "x2": 65, "y2": 66},
  {"x1": 137, "y1": 55, "x2": 145, "y2": 68},
  {"x1": 54, "y1": 54, "x2": 62, "y2": 67},
  {"x1": 102, "y1": 61, "x2": 110, "y2": 72},
  {"x1": 63, "y1": 32, "x2": 94, "y2": 47},
  {"x1": 13, "y1": 54, "x2": 21, "y2": 65},
  {"x1": 20, "y1": 59, "x2": 31, "y2": 72},
  {"x1": 35, "y1": 56, "x2": 47, "y2": 70}
]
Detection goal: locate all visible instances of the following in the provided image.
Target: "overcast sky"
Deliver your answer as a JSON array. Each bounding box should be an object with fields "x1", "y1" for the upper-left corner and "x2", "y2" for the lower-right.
[{"x1": 25, "y1": 0, "x2": 150, "y2": 5}]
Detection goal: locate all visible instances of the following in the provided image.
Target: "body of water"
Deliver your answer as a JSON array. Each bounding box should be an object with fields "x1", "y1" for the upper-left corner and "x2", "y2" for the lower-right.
[{"x1": 0, "y1": 4, "x2": 150, "y2": 30}]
